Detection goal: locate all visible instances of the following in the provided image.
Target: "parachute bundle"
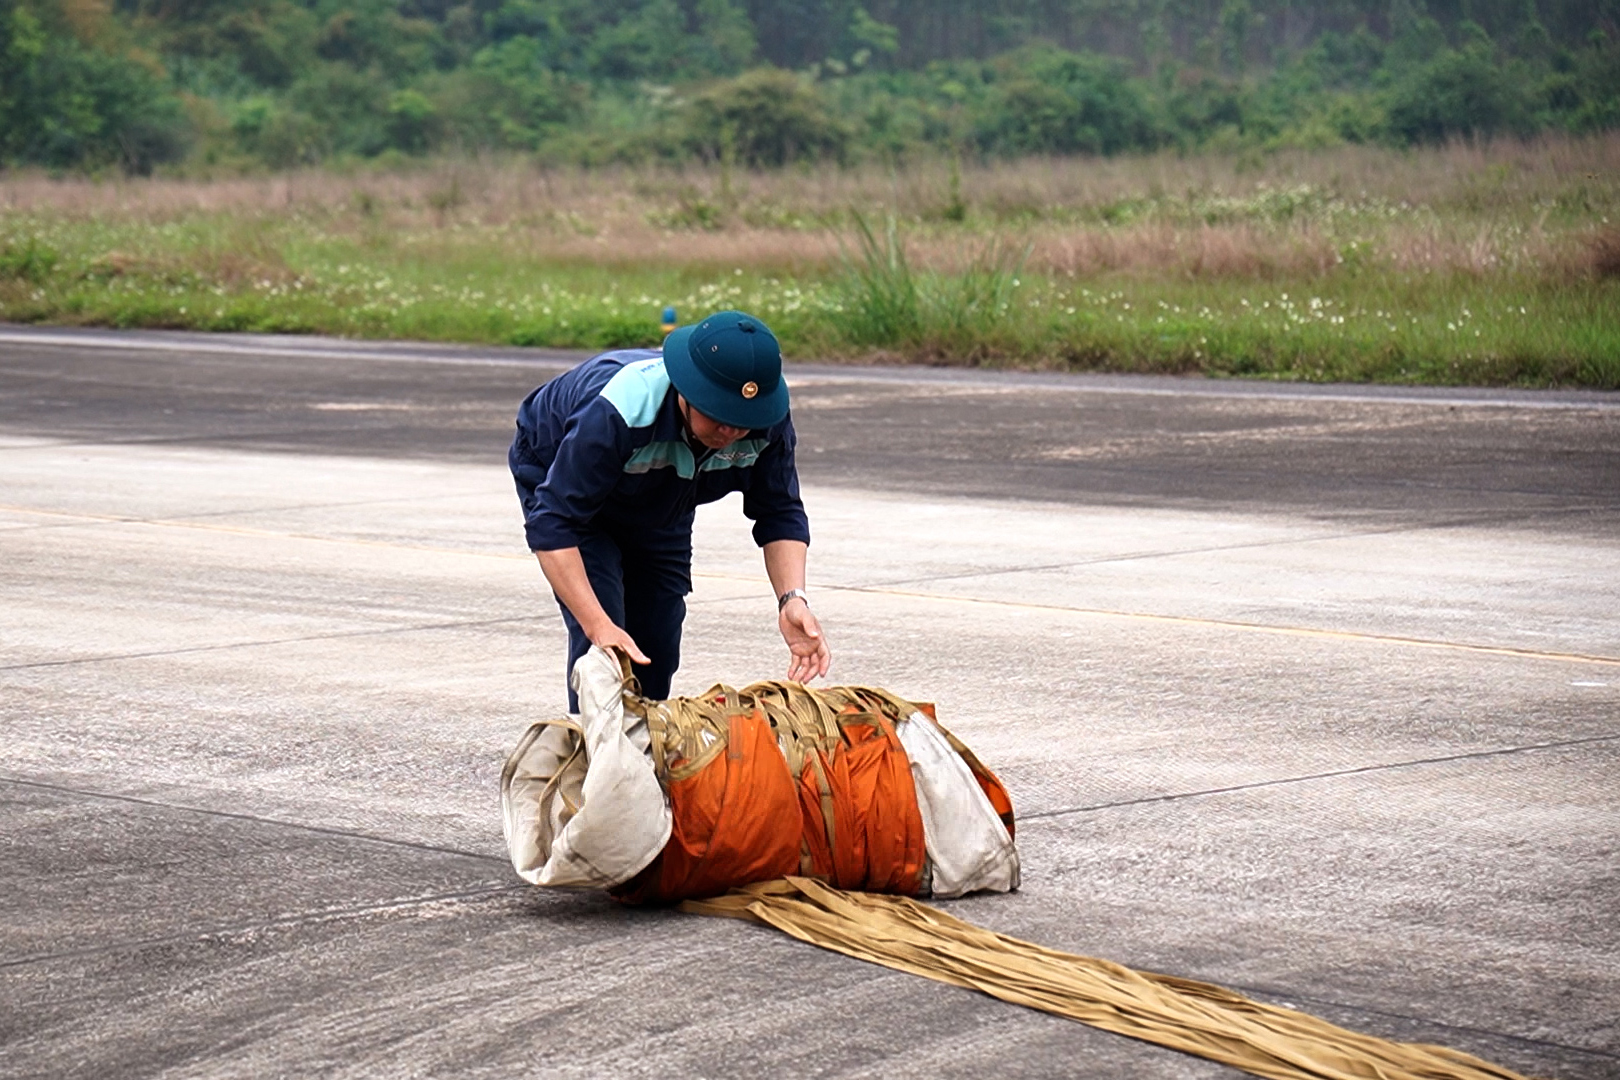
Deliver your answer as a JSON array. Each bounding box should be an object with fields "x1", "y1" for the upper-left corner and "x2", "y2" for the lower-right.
[
  {"x1": 500, "y1": 649, "x2": 1531, "y2": 1080},
  {"x1": 501, "y1": 646, "x2": 1019, "y2": 902}
]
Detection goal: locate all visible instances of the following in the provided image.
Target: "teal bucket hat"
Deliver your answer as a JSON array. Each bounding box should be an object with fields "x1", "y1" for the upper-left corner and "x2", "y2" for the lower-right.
[{"x1": 663, "y1": 310, "x2": 789, "y2": 430}]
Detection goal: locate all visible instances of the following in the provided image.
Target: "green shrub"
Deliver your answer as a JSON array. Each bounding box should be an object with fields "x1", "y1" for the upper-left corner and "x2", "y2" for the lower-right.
[
  {"x1": 683, "y1": 68, "x2": 849, "y2": 166},
  {"x1": 426, "y1": 38, "x2": 586, "y2": 152},
  {"x1": 1, "y1": 5, "x2": 190, "y2": 173},
  {"x1": 1384, "y1": 43, "x2": 1528, "y2": 142},
  {"x1": 386, "y1": 89, "x2": 437, "y2": 153},
  {"x1": 976, "y1": 49, "x2": 1165, "y2": 156},
  {"x1": 234, "y1": 100, "x2": 325, "y2": 168}
]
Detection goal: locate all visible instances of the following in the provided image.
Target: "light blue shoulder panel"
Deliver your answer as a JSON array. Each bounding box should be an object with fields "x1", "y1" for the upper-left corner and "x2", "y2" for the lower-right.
[
  {"x1": 599, "y1": 356, "x2": 671, "y2": 429},
  {"x1": 624, "y1": 440, "x2": 697, "y2": 479}
]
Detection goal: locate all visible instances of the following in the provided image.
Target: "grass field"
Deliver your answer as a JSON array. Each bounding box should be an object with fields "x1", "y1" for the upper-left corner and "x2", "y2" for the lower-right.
[{"x1": 2, "y1": 135, "x2": 1617, "y2": 387}]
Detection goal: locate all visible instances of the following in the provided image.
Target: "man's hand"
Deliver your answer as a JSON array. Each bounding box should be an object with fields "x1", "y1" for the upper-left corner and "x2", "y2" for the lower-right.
[
  {"x1": 533, "y1": 548, "x2": 651, "y2": 666},
  {"x1": 779, "y1": 598, "x2": 830, "y2": 682},
  {"x1": 587, "y1": 620, "x2": 651, "y2": 666}
]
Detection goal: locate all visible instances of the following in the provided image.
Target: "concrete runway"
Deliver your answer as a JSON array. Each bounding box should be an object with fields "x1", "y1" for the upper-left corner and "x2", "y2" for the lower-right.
[{"x1": 2, "y1": 325, "x2": 1617, "y2": 1079}]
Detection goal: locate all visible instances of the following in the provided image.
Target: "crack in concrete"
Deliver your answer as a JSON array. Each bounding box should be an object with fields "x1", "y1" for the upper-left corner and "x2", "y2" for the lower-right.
[
  {"x1": 1018, "y1": 733, "x2": 1620, "y2": 821},
  {"x1": 1228, "y1": 981, "x2": 1620, "y2": 1063}
]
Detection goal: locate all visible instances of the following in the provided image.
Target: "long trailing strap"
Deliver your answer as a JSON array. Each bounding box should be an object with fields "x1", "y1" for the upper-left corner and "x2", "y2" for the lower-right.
[{"x1": 683, "y1": 878, "x2": 1533, "y2": 1080}]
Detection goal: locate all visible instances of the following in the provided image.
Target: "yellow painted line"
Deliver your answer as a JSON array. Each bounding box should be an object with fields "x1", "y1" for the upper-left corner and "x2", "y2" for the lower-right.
[{"x1": 6, "y1": 503, "x2": 1617, "y2": 668}]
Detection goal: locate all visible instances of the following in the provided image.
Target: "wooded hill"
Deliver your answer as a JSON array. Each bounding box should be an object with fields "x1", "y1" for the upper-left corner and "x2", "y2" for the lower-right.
[{"x1": 3, "y1": 0, "x2": 1618, "y2": 172}]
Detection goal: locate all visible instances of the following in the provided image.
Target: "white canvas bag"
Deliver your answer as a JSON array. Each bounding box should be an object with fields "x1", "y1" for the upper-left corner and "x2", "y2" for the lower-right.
[
  {"x1": 500, "y1": 646, "x2": 671, "y2": 888},
  {"x1": 895, "y1": 709, "x2": 1021, "y2": 898}
]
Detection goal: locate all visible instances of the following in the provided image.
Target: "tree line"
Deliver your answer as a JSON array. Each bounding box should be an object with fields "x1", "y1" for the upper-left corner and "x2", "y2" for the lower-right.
[{"x1": 3, "y1": 0, "x2": 1617, "y2": 173}]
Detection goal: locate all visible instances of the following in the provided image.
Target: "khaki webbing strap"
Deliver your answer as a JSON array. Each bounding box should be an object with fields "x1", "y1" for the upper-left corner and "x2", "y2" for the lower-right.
[
  {"x1": 805, "y1": 750, "x2": 838, "y2": 859},
  {"x1": 501, "y1": 716, "x2": 585, "y2": 815},
  {"x1": 682, "y1": 878, "x2": 1532, "y2": 1080}
]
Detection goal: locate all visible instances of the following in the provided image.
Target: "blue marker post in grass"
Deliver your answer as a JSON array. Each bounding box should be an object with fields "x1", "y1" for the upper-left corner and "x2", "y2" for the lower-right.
[{"x1": 661, "y1": 306, "x2": 678, "y2": 336}]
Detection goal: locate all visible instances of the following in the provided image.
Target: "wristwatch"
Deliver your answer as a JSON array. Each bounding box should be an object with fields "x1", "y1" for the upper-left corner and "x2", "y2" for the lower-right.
[{"x1": 777, "y1": 588, "x2": 809, "y2": 611}]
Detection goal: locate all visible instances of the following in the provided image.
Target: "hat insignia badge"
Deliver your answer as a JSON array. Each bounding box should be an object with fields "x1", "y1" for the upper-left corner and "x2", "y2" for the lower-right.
[{"x1": 740, "y1": 381, "x2": 759, "y2": 399}]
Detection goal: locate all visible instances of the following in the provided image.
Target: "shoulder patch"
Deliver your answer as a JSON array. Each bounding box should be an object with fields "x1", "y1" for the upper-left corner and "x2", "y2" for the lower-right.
[
  {"x1": 599, "y1": 357, "x2": 671, "y2": 429},
  {"x1": 698, "y1": 438, "x2": 768, "y2": 473}
]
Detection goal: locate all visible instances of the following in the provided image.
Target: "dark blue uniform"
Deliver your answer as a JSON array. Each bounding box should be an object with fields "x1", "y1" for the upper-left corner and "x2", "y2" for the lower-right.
[{"x1": 510, "y1": 349, "x2": 809, "y2": 708}]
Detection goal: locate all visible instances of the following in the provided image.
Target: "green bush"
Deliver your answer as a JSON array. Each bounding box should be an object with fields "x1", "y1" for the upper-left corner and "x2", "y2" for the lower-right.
[
  {"x1": 976, "y1": 49, "x2": 1165, "y2": 156},
  {"x1": 233, "y1": 99, "x2": 325, "y2": 167},
  {"x1": 426, "y1": 37, "x2": 586, "y2": 152},
  {"x1": 1564, "y1": 32, "x2": 1620, "y2": 133},
  {"x1": 1, "y1": 3, "x2": 190, "y2": 173},
  {"x1": 386, "y1": 89, "x2": 437, "y2": 153},
  {"x1": 1384, "y1": 43, "x2": 1528, "y2": 142},
  {"x1": 683, "y1": 68, "x2": 849, "y2": 166}
]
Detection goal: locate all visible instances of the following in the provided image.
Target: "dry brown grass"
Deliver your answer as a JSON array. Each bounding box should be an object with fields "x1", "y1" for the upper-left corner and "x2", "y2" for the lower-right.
[
  {"x1": 8, "y1": 131, "x2": 1614, "y2": 215},
  {"x1": 1019, "y1": 224, "x2": 1343, "y2": 278},
  {"x1": 1585, "y1": 225, "x2": 1620, "y2": 279},
  {"x1": 4, "y1": 132, "x2": 1614, "y2": 280}
]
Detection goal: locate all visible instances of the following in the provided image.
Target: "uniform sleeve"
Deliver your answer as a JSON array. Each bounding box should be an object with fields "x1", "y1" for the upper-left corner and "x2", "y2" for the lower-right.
[
  {"x1": 523, "y1": 395, "x2": 633, "y2": 551},
  {"x1": 742, "y1": 415, "x2": 811, "y2": 548}
]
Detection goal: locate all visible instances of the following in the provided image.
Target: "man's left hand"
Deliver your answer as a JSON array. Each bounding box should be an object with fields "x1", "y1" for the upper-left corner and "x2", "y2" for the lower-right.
[{"x1": 779, "y1": 598, "x2": 830, "y2": 682}]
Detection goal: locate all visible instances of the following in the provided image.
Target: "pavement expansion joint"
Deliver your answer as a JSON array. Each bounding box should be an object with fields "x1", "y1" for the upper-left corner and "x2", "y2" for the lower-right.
[
  {"x1": 0, "y1": 437, "x2": 90, "y2": 453},
  {"x1": 848, "y1": 512, "x2": 1521, "y2": 590},
  {"x1": 824, "y1": 583, "x2": 1620, "y2": 668},
  {"x1": 0, "y1": 500, "x2": 534, "y2": 561},
  {"x1": 0, "y1": 774, "x2": 507, "y2": 865},
  {"x1": 0, "y1": 612, "x2": 553, "y2": 673},
  {"x1": 0, "y1": 882, "x2": 527, "y2": 971},
  {"x1": 1019, "y1": 732, "x2": 1620, "y2": 822},
  {"x1": 149, "y1": 492, "x2": 490, "y2": 524}
]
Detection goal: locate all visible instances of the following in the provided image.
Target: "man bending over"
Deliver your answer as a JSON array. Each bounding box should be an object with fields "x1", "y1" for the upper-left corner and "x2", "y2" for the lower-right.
[{"x1": 509, "y1": 310, "x2": 830, "y2": 710}]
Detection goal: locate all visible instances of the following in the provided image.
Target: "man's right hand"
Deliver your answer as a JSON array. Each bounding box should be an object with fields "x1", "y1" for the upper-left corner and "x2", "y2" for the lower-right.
[
  {"x1": 535, "y1": 547, "x2": 651, "y2": 665},
  {"x1": 587, "y1": 620, "x2": 651, "y2": 666}
]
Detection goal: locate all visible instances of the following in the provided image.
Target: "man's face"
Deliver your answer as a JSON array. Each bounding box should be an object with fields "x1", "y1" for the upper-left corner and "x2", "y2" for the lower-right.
[{"x1": 678, "y1": 396, "x2": 749, "y2": 449}]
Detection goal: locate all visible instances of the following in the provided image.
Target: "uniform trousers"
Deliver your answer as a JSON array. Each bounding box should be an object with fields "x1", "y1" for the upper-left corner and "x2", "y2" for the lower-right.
[{"x1": 556, "y1": 522, "x2": 692, "y2": 712}]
